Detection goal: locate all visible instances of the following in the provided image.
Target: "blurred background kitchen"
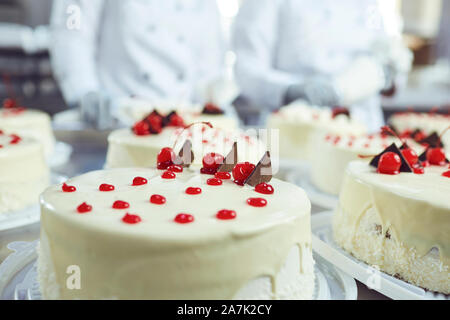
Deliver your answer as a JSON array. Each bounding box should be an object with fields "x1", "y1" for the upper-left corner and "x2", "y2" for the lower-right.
[{"x1": 0, "y1": 0, "x2": 448, "y2": 124}]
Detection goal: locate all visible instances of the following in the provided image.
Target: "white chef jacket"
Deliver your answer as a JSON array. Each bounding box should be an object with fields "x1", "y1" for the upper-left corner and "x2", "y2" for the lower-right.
[
  {"x1": 232, "y1": 0, "x2": 393, "y2": 131},
  {"x1": 50, "y1": 0, "x2": 225, "y2": 107}
]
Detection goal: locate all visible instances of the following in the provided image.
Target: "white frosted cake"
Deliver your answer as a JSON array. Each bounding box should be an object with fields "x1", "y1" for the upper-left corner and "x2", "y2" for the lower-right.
[
  {"x1": 334, "y1": 156, "x2": 450, "y2": 294},
  {"x1": 0, "y1": 131, "x2": 49, "y2": 213},
  {"x1": 38, "y1": 150, "x2": 314, "y2": 299},
  {"x1": 267, "y1": 102, "x2": 367, "y2": 160},
  {"x1": 0, "y1": 103, "x2": 55, "y2": 157}
]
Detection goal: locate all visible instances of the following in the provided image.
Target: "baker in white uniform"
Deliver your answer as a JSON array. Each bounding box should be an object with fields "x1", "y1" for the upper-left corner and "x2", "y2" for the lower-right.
[
  {"x1": 232, "y1": 0, "x2": 412, "y2": 131},
  {"x1": 50, "y1": 0, "x2": 225, "y2": 121}
]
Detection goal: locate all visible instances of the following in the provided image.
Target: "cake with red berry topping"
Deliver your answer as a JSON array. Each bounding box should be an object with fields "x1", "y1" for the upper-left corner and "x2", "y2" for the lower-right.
[
  {"x1": 0, "y1": 99, "x2": 55, "y2": 157},
  {"x1": 310, "y1": 128, "x2": 424, "y2": 195},
  {"x1": 0, "y1": 131, "x2": 49, "y2": 213},
  {"x1": 333, "y1": 143, "x2": 450, "y2": 294},
  {"x1": 38, "y1": 148, "x2": 314, "y2": 299},
  {"x1": 106, "y1": 110, "x2": 263, "y2": 169},
  {"x1": 267, "y1": 102, "x2": 366, "y2": 160}
]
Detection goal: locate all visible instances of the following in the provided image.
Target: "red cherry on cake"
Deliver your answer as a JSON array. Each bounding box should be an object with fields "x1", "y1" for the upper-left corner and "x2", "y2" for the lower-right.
[
  {"x1": 202, "y1": 153, "x2": 224, "y2": 170},
  {"x1": 174, "y1": 213, "x2": 194, "y2": 224},
  {"x1": 207, "y1": 178, "x2": 222, "y2": 186},
  {"x1": 168, "y1": 114, "x2": 184, "y2": 127},
  {"x1": 132, "y1": 177, "x2": 147, "y2": 186},
  {"x1": 216, "y1": 209, "x2": 236, "y2": 220},
  {"x1": 99, "y1": 183, "x2": 115, "y2": 191},
  {"x1": 247, "y1": 197, "x2": 267, "y2": 207},
  {"x1": 157, "y1": 147, "x2": 176, "y2": 170},
  {"x1": 150, "y1": 194, "x2": 166, "y2": 204},
  {"x1": 442, "y1": 170, "x2": 450, "y2": 178},
  {"x1": 186, "y1": 187, "x2": 202, "y2": 195},
  {"x1": 122, "y1": 213, "x2": 141, "y2": 224},
  {"x1": 113, "y1": 200, "x2": 130, "y2": 209},
  {"x1": 146, "y1": 114, "x2": 163, "y2": 134},
  {"x1": 62, "y1": 183, "x2": 76, "y2": 192},
  {"x1": 377, "y1": 152, "x2": 401, "y2": 175},
  {"x1": 255, "y1": 183, "x2": 274, "y2": 195},
  {"x1": 161, "y1": 170, "x2": 176, "y2": 179},
  {"x1": 232, "y1": 162, "x2": 255, "y2": 185},
  {"x1": 401, "y1": 148, "x2": 418, "y2": 166},
  {"x1": 132, "y1": 121, "x2": 150, "y2": 136},
  {"x1": 215, "y1": 172, "x2": 231, "y2": 180},
  {"x1": 77, "y1": 202, "x2": 92, "y2": 213},
  {"x1": 167, "y1": 165, "x2": 183, "y2": 173},
  {"x1": 426, "y1": 148, "x2": 446, "y2": 166}
]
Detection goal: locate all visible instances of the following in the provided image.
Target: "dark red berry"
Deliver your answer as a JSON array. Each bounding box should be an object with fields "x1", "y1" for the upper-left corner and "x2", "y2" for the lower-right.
[
  {"x1": 255, "y1": 183, "x2": 274, "y2": 194},
  {"x1": 122, "y1": 213, "x2": 141, "y2": 224},
  {"x1": 247, "y1": 197, "x2": 267, "y2": 207},
  {"x1": 132, "y1": 177, "x2": 147, "y2": 186},
  {"x1": 377, "y1": 152, "x2": 401, "y2": 175},
  {"x1": 150, "y1": 194, "x2": 166, "y2": 204},
  {"x1": 186, "y1": 187, "x2": 202, "y2": 195},
  {"x1": 99, "y1": 183, "x2": 115, "y2": 191},
  {"x1": 77, "y1": 202, "x2": 92, "y2": 213},
  {"x1": 174, "y1": 213, "x2": 194, "y2": 224},
  {"x1": 113, "y1": 200, "x2": 130, "y2": 209},
  {"x1": 62, "y1": 183, "x2": 76, "y2": 192},
  {"x1": 216, "y1": 209, "x2": 236, "y2": 220}
]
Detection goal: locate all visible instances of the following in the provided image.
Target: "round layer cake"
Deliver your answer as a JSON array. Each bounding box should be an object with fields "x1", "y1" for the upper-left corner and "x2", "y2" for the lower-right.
[
  {"x1": 106, "y1": 125, "x2": 265, "y2": 169},
  {"x1": 310, "y1": 133, "x2": 424, "y2": 195},
  {"x1": 38, "y1": 167, "x2": 313, "y2": 299},
  {"x1": 267, "y1": 102, "x2": 367, "y2": 160},
  {"x1": 0, "y1": 107, "x2": 55, "y2": 157},
  {"x1": 333, "y1": 160, "x2": 450, "y2": 294},
  {"x1": 0, "y1": 131, "x2": 49, "y2": 213}
]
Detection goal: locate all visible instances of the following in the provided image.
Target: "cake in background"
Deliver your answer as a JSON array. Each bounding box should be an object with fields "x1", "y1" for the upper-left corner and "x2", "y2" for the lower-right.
[
  {"x1": 267, "y1": 101, "x2": 367, "y2": 161},
  {"x1": 0, "y1": 98, "x2": 55, "y2": 157},
  {"x1": 0, "y1": 130, "x2": 49, "y2": 213}
]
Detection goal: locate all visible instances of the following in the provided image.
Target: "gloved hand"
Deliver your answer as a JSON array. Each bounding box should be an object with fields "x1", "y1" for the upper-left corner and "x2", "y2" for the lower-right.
[
  {"x1": 284, "y1": 76, "x2": 339, "y2": 107},
  {"x1": 79, "y1": 91, "x2": 118, "y2": 130}
]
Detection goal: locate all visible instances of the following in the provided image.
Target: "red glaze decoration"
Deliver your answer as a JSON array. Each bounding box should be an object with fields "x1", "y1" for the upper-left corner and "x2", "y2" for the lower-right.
[
  {"x1": 161, "y1": 170, "x2": 176, "y2": 179},
  {"x1": 122, "y1": 213, "x2": 141, "y2": 224},
  {"x1": 421, "y1": 160, "x2": 430, "y2": 167},
  {"x1": 186, "y1": 187, "x2": 202, "y2": 195},
  {"x1": 426, "y1": 148, "x2": 447, "y2": 166},
  {"x1": 167, "y1": 165, "x2": 183, "y2": 173},
  {"x1": 99, "y1": 183, "x2": 115, "y2": 191},
  {"x1": 77, "y1": 202, "x2": 92, "y2": 213},
  {"x1": 157, "y1": 147, "x2": 176, "y2": 170},
  {"x1": 174, "y1": 213, "x2": 194, "y2": 224},
  {"x1": 9, "y1": 134, "x2": 21, "y2": 144},
  {"x1": 150, "y1": 194, "x2": 166, "y2": 204},
  {"x1": 207, "y1": 178, "x2": 222, "y2": 186},
  {"x1": 132, "y1": 121, "x2": 150, "y2": 136},
  {"x1": 132, "y1": 177, "x2": 147, "y2": 186},
  {"x1": 232, "y1": 162, "x2": 255, "y2": 185},
  {"x1": 255, "y1": 183, "x2": 274, "y2": 195},
  {"x1": 216, "y1": 209, "x2": 236, "y2": 220},
  {"x1": 247, "y1": 197, "x2": 267, "y2": 207},
  {"x1": 200, "y1": 167, "x2": 217, "y2": 175},
  {"x1": 62, "y1": 183, "x2": 76, "y2": 192},
  {"x1": 401, "y1": 148, "x2": 419, "y2": 166},
  {"x1": 112, "y1": 200, "x2": 130, "y2": 209},
  {"x1": 412, "y1": 166, "x2": 424, "y2": 174},
  {"x1": 377, "y1": 152, "x2": 401, "y2": 175},
  {"x1": 215, "y1": 172, "x2": 231, "y2": 180},
  {"x1": 442, "y1": 170, "x2": 450, "y2": 178}
]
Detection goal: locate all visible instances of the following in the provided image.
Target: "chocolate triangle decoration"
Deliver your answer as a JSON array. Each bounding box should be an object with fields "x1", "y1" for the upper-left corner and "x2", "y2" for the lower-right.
[
  {"x1": 174, "y1": 140, "x2": 194, "y2": 167},
  {"x1": 369, "y1": 143, "x2": 412, "y2": 173},
  {"x1": 418, "y1": 132, "x2": 443, "y2": 148},
  {"x1": 244, "y1": 151, "x2": 272, "y2": 187},
  {"x1": 217, "y1": 142, "x2": 238, "y2": 172}
]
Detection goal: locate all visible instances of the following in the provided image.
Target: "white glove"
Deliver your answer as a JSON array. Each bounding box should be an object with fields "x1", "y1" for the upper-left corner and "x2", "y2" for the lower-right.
[
  {"x1": 79, "y1": 91, "x2": 119, "y2": 130},
  {"x1": 284, "y1": 76, "x2": 339, "y2": 107}
]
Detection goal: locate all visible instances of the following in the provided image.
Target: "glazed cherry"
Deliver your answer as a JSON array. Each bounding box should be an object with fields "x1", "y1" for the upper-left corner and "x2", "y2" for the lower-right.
[
  {"x1": 215, "y1": 172, "x2": 231, "y2": 180},
  {"x1": 77, "y1": 202, "x2": 92, "y2": 213},
  {"x1": 150, "y1": 194, "x2": 166, "y2": 204},
  {"x1": 167, "y1": 165, "x2": 183, "y2": 173},
  {"x1": 146, "y1": 113, "x2": 163, "y2": 134},
  {"x1": 186, "y1": 187, "x2": 202, "y2": 195},
  {"x1": 377, "y1": 152, "x2": 401, "y2": 175},
  {"x1": 401, "y1": 148, "x2": 419, "y2": 166},
  {"x1": 132, "y1": 177, "x2": 147, "y2": 186},
  {"x1": 122, "y1": 213, "x2": 141, "y2": 224},
  {"x1": 174, "y1": 213, "x2": 194, "y2": 224},
  {"x1": 157, "y1": 147, "x2": 176, "y2": 169},
  {"x1": 426, "y1": 148, "x2": 447, "y2": 166},
  {"x1": 132, "y1": 121, "x2": 150, "y2": 136},
  {"x1": 161, "y1": 170, "x2": 176, "y2": 179},
  {"x1": 255, "y1": 183, "x2": 274, "y2": 195},
  {"x1": 9, "y1": 134, "x2": 21, "y2": 144},
  {"x1": 168, "y1": 113, "x2": 184, "y2": 127},
  {"x1": 62, "y1": 183, "x2": 76, "y2": 192},
  {"x1": 207, "y1": 178, "x2": 222, "y2": 186},
  {"x1": 442, "y1": 170, "x2": 450, "y2": 178},
  {"x1": 216, "y1": 209, "x2": 236, "y2": 220},
  {"x1": 112, "y1": 200, "x2": 130, "y2": 209},
  {"x1": 99, "y1": 183, "x2": 115, "y2": 191},
  {"x1": 202, "y1": 153, "x2": 224, "y2": 170},
  {"x1": 232, "y1": 162, "x2": 255, "y2": 185},
  {"x1": 247, "y1": 197, "x2": 267, "y2": 207}
]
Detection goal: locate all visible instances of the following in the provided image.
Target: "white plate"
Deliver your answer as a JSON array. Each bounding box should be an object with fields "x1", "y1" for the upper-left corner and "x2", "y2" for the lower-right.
[
  {"x1": 286, "y1": 170, "x2": 338, "y2": 210},
  {"x1": 311, "y1": 211, "x2": 449, "y2": 300},
  {"x1": 0, "y1": 174, "x2": 66, "y2": 232},
  {"x1": 48, "y1": 141, "x2": 72, "y2": 168},
  {"x1": 0, "y1": 240, "x2": 356, "y2": 300}
]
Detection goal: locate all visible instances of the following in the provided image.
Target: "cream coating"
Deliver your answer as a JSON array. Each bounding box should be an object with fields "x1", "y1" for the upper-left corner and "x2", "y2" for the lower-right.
[
  {"x1": 39, "y1": 167, "x2": 313, "y2": 299},
  {"x1": 334, "y1": 161, "x2": 450, "y2": 292}
]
